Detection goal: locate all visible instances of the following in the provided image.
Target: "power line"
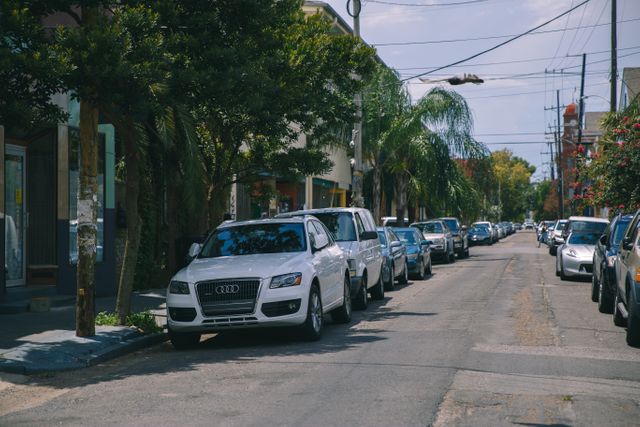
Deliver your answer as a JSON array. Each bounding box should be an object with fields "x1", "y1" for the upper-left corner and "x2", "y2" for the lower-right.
[
  {"x1": 391, "y1": 44, "x2": 640, "y2": 70},
  {"x1": 463, "y1": 81, "x2": 610, "y2": 100},
  {"x1": 373, "y1": 15, "x2": 639, "y2": 47},
  {"x1": 401, "y1": 0, "x2": 592, "y2": 81},
  {"x1": 475, "y1": 132, "x2": 548, "y2": 136},
  {"x1": 365, "y1": 0, "x2": 489, "y2": 7}
]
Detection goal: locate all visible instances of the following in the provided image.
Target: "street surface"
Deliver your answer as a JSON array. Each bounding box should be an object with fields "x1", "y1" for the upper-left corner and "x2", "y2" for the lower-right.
[{"x1": 1, "y1": 230, "x2": 639, "y2": 426}]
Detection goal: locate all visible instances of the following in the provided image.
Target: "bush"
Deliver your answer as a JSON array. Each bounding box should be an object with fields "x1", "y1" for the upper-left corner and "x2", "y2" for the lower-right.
[{"x1": 95, "y1": 310, "x2": 162, "y2": 334}]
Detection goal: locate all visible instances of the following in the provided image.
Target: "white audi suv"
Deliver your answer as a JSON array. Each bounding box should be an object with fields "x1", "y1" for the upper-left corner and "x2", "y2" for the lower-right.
[{"x1": 166, "y1": 216, "x2": 352, "y2": 349}]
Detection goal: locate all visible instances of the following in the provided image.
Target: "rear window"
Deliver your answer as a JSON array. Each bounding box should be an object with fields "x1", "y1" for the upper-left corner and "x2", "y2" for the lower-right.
[
  {"x1": 443, "y1": 219, "x2": 458, "y2": 232},
  {"x1": 395, "y1": 230, "x2": 418, "y2": 244},
  {"x1": 414, "y1": 222, "x2": 443, "y2": 233},
  {"x1": 569, "y1": 221, "x2": 607, "y2": 235},
  {"x1": 612, "y1": 218, "x2": 631, "y2": 246},
  {"x1": 200, "y1": 223, "x2": 306, "y2": 257},
  {"x1": 377, "y1": 231, "x2": 387, "y2": 247},
  {"x1": 312, "y1": 212, "x2": 357, "y2": 242}
]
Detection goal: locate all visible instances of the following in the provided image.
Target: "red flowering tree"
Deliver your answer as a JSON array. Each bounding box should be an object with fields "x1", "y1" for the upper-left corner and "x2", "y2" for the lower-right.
[{"x1": 581, "y1": 97, "x2": 640, "y2": 212}]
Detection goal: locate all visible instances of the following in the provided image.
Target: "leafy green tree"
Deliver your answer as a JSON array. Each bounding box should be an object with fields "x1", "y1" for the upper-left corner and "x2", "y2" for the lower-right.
[
  {"x1": 491, "y1": 150, "x2": 535, "y2": 221},
  {"x1": 0, "y1": 0, "x2": 66, "y2": 129},
  {"x1": 581, "y1": 97, "x2": 640, "y2": 212}
]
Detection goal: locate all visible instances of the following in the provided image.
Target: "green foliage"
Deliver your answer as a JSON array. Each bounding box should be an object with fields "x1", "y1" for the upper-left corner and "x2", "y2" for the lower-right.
[
  {"x1": 95, "y1": 310, "x2": 162, "y2": 334},
  {"x1": 491, "y1": 149, "x2": 535, "y2": 221},
  {"x1": 581, "y1": 98, "x2": 640, "y2": 212},
  {"x1": 0, "y1": 0, "x2": 67, "y2": 129}
]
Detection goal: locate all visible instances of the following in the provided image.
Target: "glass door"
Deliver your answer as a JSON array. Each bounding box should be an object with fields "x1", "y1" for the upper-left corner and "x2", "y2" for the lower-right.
[{"x1": 5, "y1": 145, "x2": 26, "y2": 287}]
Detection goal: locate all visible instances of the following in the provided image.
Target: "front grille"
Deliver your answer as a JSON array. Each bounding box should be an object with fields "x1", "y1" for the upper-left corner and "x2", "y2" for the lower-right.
[{"x1": 196, "y1": 279, "x2": 260, "y2": 316}]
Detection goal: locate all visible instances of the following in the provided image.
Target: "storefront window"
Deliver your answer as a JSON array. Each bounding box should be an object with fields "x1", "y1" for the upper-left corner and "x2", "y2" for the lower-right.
[{"x1": 69, "y1": 128, "x2": 105, "y2": 263}]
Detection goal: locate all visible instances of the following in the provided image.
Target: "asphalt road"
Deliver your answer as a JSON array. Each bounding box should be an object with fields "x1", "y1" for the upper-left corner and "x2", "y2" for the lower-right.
[{"x1": 2, "y1": 230, "x2": 639, "y2": 426}]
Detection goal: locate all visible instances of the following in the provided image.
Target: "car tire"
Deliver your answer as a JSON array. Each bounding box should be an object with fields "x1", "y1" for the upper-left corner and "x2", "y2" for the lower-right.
[
  {"x1": 549, "y1": 246, "x2": 556, "y2": 256},
  {"x1": 398, "y1": 262, "x2": 409, "y2": 284},
  {"x1": 332, "y1": 275, "x2": 352, "y2": 324},
  {"x1": 555, "y1": 255, "x2": 561, "y2": 277},
  {"x1": 613, "y1": 290, "x2": 626, "y2": 327},
  {"x1": 414, "y1": 259, "x2": 426, "y2": 280},
  {"x1": 371, "y1": 268, "x2": 385, "y2": 300},
  {"x1": 353, "y1": 273, "x2": 368, "y2": 310},
  {"x1": 426, "y1": 259, "x2": 432, "y2": 276},
  {"x1": 301, "y1": 284, "x2": 323, "y2": 341},
  {"x1": 627, "y1": 300, "x2": 640, "y2": 347},
  {"x1": 560, "y1": 262, "x2": 568, "y2": 281},
  {"x1": 384, "y1": 264, "x2": 395, "y2": 291},
  {"x1": 464, "y1": 247, "x2": 469, "y2": 258},
  {"x1": 598, "y1": 270, "x2": 614, "y2": 314},
  {"x1": 169, "y1": 328, "x2": 201, "y2": 350},
  {"x1": 591, "y1": 272, "x2": 599, "y2": 302}
]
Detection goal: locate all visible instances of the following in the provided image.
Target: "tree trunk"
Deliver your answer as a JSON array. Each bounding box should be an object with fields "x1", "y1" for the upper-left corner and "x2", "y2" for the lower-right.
[
  {"x1": 394, "y1": 171, "x2": 408, "y2": 227},
  {"x1": 372, "y1": 164, "x2": 382, "y2": 225},
  {"x1": 115, "y1": 120, "x2": 142, "y2": 325},
  {"x1": 76, "y1": 98, "x2": 99, "y2": 337},
  {"x1": 208, "y1": 184, "x2": 230, "y2": 230}
]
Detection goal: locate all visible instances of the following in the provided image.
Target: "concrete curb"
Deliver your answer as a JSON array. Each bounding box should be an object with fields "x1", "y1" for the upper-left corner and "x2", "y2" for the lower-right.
[{"x1": 0, "y1": 331, "x2": 168, "y2": 375}]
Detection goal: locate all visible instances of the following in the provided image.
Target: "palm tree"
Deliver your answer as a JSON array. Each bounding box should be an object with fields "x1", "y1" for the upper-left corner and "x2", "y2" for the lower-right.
[{"x1": 379, "y1": 86, "x2": 485, "y2": 226}]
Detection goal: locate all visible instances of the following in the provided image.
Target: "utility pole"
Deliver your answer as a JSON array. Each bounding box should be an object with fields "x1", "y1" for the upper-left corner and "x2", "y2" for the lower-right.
[
  {"x1": 556, "y1": 90, "x2": 564, "y2": 218},
  {"x1": 611, "y1": 0, "x2": 617, "y2": 112},
  {"x1": 547, "y1": 125, "x2": 555, "y2": 181},
  {"x1": 577, "y1": 53, "x2": 586, "y2": 145},
  {"x1": 348, "y1": 0, "x2": 364, "y2": 207}
]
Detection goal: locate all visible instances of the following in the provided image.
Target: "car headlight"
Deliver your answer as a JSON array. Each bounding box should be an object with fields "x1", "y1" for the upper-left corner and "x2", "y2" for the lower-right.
[
  {"x1": 169, "y1": 280, "x2": 190, "y2": 295},
  {"x1": 270, "y1": 272, "x2": 302, "y2": 289},
  {"x1": 432, "y1": 238, "x2": 444, "y2": 245},
  {"x1": 407, "y1": 253, "x2": 418, "y2": 260},
  {"x1": 567, "y1": 249, "x2": 577, "y2": 257},
  {"x1": 607, "y1": 255, "x2": 617, "y2": 267}
]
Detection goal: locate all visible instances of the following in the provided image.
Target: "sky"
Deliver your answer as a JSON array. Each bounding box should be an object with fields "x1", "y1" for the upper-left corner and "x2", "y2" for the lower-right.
[{"x1": 322, "y1": 0, "x2": 640, "y2": 181}]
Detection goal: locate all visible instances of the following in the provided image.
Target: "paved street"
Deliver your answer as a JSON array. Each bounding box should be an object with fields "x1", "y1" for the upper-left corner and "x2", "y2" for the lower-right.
[{"x1": 1, "y1": 230, "x2": 639, "y2": 426}]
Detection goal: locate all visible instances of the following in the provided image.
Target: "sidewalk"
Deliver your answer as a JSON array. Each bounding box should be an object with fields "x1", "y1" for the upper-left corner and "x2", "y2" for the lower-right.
[{"x1": 0, "y1": 289, "x2": 168, "y2": 374}]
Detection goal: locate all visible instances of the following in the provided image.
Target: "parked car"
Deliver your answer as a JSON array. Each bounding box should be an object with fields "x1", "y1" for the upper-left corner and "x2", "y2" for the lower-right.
[
  {"x1": 556, "y1": 231, "x2": 602, "y2": 280},
  {"x1": 166, "y1": 217, "x2": 352, "y2": 349},
  {"x1": 411, "y1": 220, "x2": 455, "y2": 263},
  {"x1": 468, "y1": 226, "x2": 491, "y2": 246},
  {"x1": 537, "y1": 220, "x2": 555, "y2": 239},
  {"x1": 472, "y1": 221, "x2": 497, "y2": 244},
  {"x1": 439, "y1": 217, "x2": 469, "y2": 258},
  {"x1": 278, "y1": 207, "x2": 384, "y2": 308},
  {"x1": 592, "y1": 214, "x2": 633, "y2": 313},
  {"x1": 613, "y1": 210, "x2": 640, "y2": 347},
  {"x1": 514, "y1": 223, "x2": 523, "y2": 231},
  {"x1": 548, "y1": 219, "x2": 568, "y2": 256},
  {"x1": 392, "y1": 227, "x2": 432, "y2": 280},
  {"x1": 524, "y1": 220, "x2": 535, "y2": 230},
  {"x1": 377, "y1": 227, "x2": 409, "y2": 290}
]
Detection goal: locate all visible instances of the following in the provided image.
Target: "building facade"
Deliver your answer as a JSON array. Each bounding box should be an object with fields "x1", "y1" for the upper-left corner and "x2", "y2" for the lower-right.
[{"x1": 1, "y1": 94, "x2": 117, "y2": 300}]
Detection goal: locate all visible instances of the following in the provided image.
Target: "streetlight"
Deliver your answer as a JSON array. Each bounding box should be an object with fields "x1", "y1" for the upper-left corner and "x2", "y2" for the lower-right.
[{"x1": 418, "y1": 74, "x2": 484, "y2": 85}]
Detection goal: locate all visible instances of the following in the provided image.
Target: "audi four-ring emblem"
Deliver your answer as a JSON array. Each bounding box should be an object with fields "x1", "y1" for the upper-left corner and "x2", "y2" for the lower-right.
[{"x1": 215, "y1": 284, "x2": 240, "y2": 294}]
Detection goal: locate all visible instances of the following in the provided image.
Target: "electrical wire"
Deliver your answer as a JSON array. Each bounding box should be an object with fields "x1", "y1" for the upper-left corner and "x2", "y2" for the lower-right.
[
  {"x1": 547, "y1": 0, "x2": 576, "y2": 70},
  {"x1": 365, "y1": 0, "x2": 489, "y2": 7},
  {"x1": 400, "y1": 0, "x2": 592, "y2": 81}
]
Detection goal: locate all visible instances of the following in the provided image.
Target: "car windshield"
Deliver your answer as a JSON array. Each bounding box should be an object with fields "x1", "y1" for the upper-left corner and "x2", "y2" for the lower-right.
[
  {"x1": 414, "y1": 222, "x2": 443, "y2": 233},
  {"x1": 395, "y1": 230, "x2": 418, "y2": 244},
  {"x1": 199, "y1": 223, "x2": 306, "y2": 257},
  {"x1": 569, "y1": 220, "x2": 607, "y2": 235},
  {"x1": 474, "y1": 224, "x2": 490, "y2": 232},
  {"x1": 443, "y1": 219, "x2": 458, "y2": 232},
  {"x1": 612, "y1": 219, "x2": 632, "y2": 246},
  {"x1": 568, "y1": 232, "x2": 600, "y2": 245},
  {"x1": 312, "y1": 212, "x2": 356, "y2": 241},
  {"x1": 377, "y1": 231, "x2": 387, "y2": 247},
  {"x1": 469, "y1": 227, "x2": 486, "y2": 234}
]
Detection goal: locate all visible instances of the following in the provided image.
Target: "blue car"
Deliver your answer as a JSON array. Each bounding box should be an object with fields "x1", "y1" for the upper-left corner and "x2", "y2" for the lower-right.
[
  {"x1": 377, "y1": 227, "x2": 409, "y2": 290},
  {"x1": 391, "y1": 227, "x2": 432, "y2": 280}
]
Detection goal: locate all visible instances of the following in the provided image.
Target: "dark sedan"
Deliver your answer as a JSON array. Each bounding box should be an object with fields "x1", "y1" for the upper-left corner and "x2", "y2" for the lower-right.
[
  {"x1": 392, "y1": 227, "x2": 432, "y2": 280},
  {"x1": 468, "y1": 226, "x2": 491, "y2": 246},
  {"x1": 592, "y1": 214, "x2": 633, "y2": 313},
  {"x1": 377, "y1": 227, "x2": 409, "y2": 290}
]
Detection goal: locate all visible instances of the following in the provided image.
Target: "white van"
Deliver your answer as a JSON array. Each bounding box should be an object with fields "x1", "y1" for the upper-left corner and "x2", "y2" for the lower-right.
[{"x1": 277, "y1": 207, "x2": 384, "y2": 309}]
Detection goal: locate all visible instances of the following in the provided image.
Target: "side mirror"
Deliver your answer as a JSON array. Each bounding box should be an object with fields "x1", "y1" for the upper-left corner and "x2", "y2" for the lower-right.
[
  {"x1": 599, "y1": 234, "x2": 608, "y2": 246},
  {"x1": 188, "y1": 243, "x2": 202, "y2": 258},
  {"x1": 390, "y1": 241, "x2": 403, "y2": 248},
  {"x1": 461, "y1": 225, "x2": 468, "y2": 231},
  {"x1": 421, "y1": 240, "x2": 430, "y2": 246},
  {"x1": 622, "y1": 236, "x2": 633, "y2": 250},
  {"x1": 360, "y1": 230, "x2": 379, "y2": 241},
  {"x1": 313, "y1": 233, "x2": 329, "y2": 251}
]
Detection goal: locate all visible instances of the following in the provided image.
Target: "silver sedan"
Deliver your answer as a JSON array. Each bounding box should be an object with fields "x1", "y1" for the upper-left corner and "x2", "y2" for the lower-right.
[{"x1": 555, "y1": 232, "x2": 601, "y2": 280}]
